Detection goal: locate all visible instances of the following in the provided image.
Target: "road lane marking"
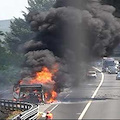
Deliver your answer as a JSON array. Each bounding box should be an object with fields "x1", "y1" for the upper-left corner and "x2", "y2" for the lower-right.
[
  {"x1": 4, "y1": 90, "x2": 9, "y2": 92},
  {"x1": 78, "y1": 67, "x2": 104, "y2": 120},
  {"x1": 49, "y1": 92, "x2": 72, "y2": 112},
  {"x1": 76, "y1": 113, "x2": 81, "y2": 115},
  {"x1": 50, "y1": 104, "x2": 59, "y2": 112},
  {"x1": 88, "y1": 84, "x2": 93, "y2": 86},
  {"x1": 0, "y1": 89, "x2": 9, "y2": 93},
  {"x1": 45, "y1": 90, "x2": 72, "y2": 114},
  {"x1": 64, "y1": 94, "x2": 70, "y2": 99}
]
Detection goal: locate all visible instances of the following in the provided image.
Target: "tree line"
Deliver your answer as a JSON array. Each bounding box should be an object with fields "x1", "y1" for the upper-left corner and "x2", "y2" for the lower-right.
[{"x1": 0, "y1": 0, "x2": 55, "y2": 86}]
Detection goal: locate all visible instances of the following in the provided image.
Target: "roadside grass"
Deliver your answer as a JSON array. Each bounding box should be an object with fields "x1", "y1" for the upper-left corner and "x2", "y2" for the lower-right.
[
  {"x1": 37, "y1": 112, "x2": 46, "y2": 119},
  {"x1": 6, "y1": 110, "x2": 22, "y2": 119},
  {"x1": 37, "y1": 112, "x2": 42, "y2": 119}
]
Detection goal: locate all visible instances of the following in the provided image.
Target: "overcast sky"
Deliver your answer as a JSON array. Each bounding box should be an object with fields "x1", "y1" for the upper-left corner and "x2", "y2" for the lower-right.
[{"x1": 0, "y1": 0, "x2": 28, "y2": 20}]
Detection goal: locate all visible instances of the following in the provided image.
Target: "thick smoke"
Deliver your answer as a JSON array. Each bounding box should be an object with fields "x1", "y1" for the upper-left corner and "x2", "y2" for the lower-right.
[{"x1": 22, "y1": 0, "x2": 120, "y2": 90}]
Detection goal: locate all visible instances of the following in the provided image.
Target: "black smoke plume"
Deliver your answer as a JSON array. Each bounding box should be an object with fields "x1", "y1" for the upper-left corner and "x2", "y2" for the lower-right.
[{"x1": 22, "y1": 0, "x2": 120, "y2": 90}]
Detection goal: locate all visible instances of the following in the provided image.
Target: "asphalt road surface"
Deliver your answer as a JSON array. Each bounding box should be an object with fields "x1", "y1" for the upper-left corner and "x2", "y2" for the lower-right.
[
  {"x1": 2, "y1": 68, "x2": 120, "y2": 119},
  {"x1": 84, "y1": 73, "x2": 120, "y2": 119},
  {"x1": 0, "y1": 86, "x2": 13, "y2": 99},
  {"x1": 41, "y1": 70, "x2": 103, "y2": 119},
  {"x1": 41, "y1": 70, "x2": 120, "y2": 119}
]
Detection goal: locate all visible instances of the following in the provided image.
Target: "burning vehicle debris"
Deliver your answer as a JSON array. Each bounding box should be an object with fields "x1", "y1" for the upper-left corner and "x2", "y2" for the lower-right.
[
  {"x1": 13, "y1": 84, "x2": 45, "y2": 103},
  {"x1": 13, "y1": 66, "x2": 58, "y2": 103}
]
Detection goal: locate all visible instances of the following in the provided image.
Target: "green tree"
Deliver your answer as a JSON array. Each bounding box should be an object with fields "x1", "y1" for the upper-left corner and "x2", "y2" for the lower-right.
[
  {"x1": 27, "y1": 0, "x2": 55, "y2": 12},
  {"x1": 0, "y1": 31, "x2": 4, "y2": 36},
  {"x1": 1, "y1": 0, "x2": 55, "y2": 85},
  {"x1": 0, "y1": 31, "x2": 5, "y2": 62},
  {"x1": 0, "y1": 30, "x2": 4, "y2": 45},
  {"x1": 5, "y1": 0, "x2": 55, "y2": 53},
  {"x1": 5, "y1": 18, "x2": 33, "y2": 53}
]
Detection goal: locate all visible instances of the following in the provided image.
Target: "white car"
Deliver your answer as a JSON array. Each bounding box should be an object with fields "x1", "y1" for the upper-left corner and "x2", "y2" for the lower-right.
[{"x1": 87, "y1": 71, "x2": 97, "y2": 78}]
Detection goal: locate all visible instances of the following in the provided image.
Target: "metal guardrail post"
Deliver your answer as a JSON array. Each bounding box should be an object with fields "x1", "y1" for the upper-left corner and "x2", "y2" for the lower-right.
[{"x1": 0, "y1": 99, "x2": 39, "y2": 120}]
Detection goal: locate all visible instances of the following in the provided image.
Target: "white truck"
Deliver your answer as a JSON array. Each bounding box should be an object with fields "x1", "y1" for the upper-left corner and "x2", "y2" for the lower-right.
[{"x1": 102, "y1": 57, "x2": 119, "y2": 73}]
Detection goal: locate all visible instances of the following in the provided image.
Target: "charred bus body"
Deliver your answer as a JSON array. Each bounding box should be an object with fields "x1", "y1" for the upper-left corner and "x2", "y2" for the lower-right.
[{"x1": 13, "y1": 84, "x2": 47, "y2": 103}]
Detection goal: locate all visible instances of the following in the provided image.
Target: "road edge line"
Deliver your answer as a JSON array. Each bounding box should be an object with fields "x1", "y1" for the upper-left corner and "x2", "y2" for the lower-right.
[{"x1": 78, "y1": 67, "x2": 104, "y2": 120}]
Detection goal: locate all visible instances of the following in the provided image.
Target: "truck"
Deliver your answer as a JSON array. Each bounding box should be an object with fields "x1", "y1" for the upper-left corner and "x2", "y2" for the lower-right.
[{"x1": 102, "y1": 57, "x2": 119, "y2": 72}]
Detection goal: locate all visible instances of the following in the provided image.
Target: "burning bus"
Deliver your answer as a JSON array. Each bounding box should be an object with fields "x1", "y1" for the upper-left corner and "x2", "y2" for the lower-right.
[
  {"x1": 13, "y1": 83, "x2": 57, "y2": 103},
  {"x1": 13, "y1": 84, "x2": 45, "y2": 103},
  {"x1": 13, "y1": 66, "x2": 58, "y2": 103}
]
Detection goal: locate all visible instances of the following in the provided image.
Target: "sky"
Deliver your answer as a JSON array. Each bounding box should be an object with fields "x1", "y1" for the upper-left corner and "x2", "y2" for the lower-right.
[{"x1": 0, "y1": 0, "x2": 29, "y2": 20}]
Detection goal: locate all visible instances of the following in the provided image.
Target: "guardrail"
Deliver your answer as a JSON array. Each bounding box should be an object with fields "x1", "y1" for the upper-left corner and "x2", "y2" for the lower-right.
[
  {"x1": 0, "y1": 99, "x2": 39, "y2": 120},
  {"x1": 19, "y1": 106, "x2": 38, "y2": 120},
  {"x1": 0, "y1": 99, "x2": 32, "y2": 111}
]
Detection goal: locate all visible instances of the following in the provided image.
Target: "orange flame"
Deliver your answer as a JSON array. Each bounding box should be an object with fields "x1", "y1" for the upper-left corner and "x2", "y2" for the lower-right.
[
  {"x1": 20, "y1": 65, "x2": 59, "y2": 103},
  {"x1": 29, "y1": 67, "x2": 55, "y2": 85},
  {"x1": 48, "y1": 90, "x2": 57, "y2": 103},
  {"x1": 45, "y1": 90, "x2": 57, "y2": 103}
]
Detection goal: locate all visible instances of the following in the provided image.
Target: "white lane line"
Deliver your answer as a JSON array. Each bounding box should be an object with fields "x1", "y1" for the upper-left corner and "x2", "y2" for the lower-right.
[
  {"x1": 50, "y1": 104, "x2": 59, "y2": 112},
  {"x1": 78, "y1": 67, "x2": 104, "y2": 120},
  {"x1": 64, "y1": 94, "x2": 70, "y2": 99},
  {"x1": 49, "y1": 90, "x2": 72, "y2": 112},
  {"x1": 0, "y1": 90, "x2": 9, "y2": 93},
  {"x1": 49, "y1": 92, "x2": 71, "y2": 112},
  {"x1": 4, "y1": 90, "x2": 9, "y2": 92},
  {"x1": 50, "y1": 93, "x2": 71, "y2": 112}
]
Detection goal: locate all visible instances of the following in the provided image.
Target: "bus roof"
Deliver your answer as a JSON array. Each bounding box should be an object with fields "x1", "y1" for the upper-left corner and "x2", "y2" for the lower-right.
[
  {"x1": 103, "y1": 57, "x2": 114, "y2": 61},
  {"x1": 20, "y1": 84, "x2": 42, "y2": 88}
]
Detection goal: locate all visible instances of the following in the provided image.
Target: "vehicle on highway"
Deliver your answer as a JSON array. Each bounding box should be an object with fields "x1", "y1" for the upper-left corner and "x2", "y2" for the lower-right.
[
  {"x1": 102, "y1": 57, "x2": 119, "y2": 72},
  {"x1": 87, "y1": 71, "x2": 97, "y2": 78},
  {"x1": 106, "y1": 66, "x2": 118, "y2": 74},
  {"x1": 116, "y1": 72, "x2": 120, "y2": 80}
]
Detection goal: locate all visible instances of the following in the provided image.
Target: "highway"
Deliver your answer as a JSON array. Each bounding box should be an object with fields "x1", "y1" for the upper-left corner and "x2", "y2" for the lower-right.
[
  {"x1": 84, "y1": 73, "x2": 120, "y2": 119},
  {"x1": 1, "y1": 69, "x2": 120, "y2": 119},
  {"x1": 0, "y1": 86, "x2": 13, "y2": 99},
  {"x1": 40, "y1": 70, "x2": 120, "y2": 119},
  {"x1": 40, "y1": 71, "x2": 103, "y2": 119}
]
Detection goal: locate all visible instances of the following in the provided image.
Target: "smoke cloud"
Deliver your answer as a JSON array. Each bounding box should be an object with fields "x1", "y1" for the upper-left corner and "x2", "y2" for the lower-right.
[{"x1": 22, "y1": 0, "x2": 120, "y2": 90}]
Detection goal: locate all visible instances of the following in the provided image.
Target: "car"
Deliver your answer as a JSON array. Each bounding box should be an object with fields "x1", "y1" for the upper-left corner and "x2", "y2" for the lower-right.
[
  {"x1": 116, "y1": 72, "x2": 120, "y2": 80},
  {"x1": 106, "y1": 66, "x2": 118, "y2": 74},
  {"x1": 87, "y1": 71, "x2": 97, "y2": 78}
]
